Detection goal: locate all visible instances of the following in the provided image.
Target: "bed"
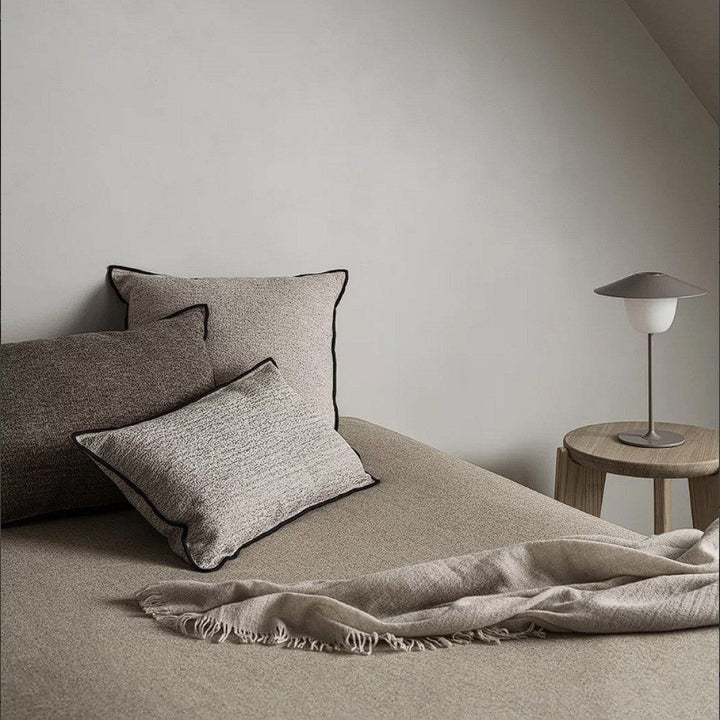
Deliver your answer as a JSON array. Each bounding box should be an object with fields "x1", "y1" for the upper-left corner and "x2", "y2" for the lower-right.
[{"x1": 2, "y1": 418, "x2": 717, "y2": 719}]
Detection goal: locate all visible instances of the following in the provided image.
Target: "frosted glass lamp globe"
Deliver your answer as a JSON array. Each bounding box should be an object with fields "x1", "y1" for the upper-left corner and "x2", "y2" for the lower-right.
[{"x1": 623, "y1": 297, "x2": 677, "y2": 334}]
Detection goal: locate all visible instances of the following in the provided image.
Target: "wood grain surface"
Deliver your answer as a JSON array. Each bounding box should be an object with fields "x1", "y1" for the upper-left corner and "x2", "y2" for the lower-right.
[
  {"x1": 563, "y1": 423, "x2": 718, "y2": 479},
  {"x1": 554, "y1": 448, "x2": 606, "y2": 517},
  {"x1": 653, "y1": 478, "x2": 672, "y2": 534},
  {"x1": 688, "y1": 473, "x2": 720, "y2": 531}
]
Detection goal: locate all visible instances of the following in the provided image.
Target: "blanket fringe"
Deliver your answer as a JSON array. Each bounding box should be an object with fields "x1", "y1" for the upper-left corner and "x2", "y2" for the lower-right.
[{"x1": 136, "y1": 589, "x2": 545, "y2": 655}]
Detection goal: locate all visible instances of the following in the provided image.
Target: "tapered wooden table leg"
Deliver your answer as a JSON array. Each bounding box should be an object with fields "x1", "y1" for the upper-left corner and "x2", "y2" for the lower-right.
[
  {"x1": 688, "y1": 472, "x2": 719, "y2": 531},
  {"x1": 653, "y1": 478, "x2": 671, "y2": 535},
  {"x1": 555, "y1": 448, "x2": 606, "y2": 517},
  {"x1": 560, "y1": 423, "x2": 718, "y2": 534}
]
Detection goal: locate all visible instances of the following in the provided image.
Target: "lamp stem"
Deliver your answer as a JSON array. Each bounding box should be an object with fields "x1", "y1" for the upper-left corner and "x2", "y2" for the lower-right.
[
  {"x1": 616, "y1": 329, "x2": 683, "y2": 447},
  {"x1": 647, "y1": 332, "x2": 653, "y2": 436}
]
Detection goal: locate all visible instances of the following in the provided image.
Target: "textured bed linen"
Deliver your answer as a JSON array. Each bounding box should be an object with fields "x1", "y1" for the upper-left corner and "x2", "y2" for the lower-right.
[
  {"x1": 2, "y1": 418, "x2": 717, "y2": 720},
  {"x1": 137, "y1": 523, "x2": 718, "y2": 652}
]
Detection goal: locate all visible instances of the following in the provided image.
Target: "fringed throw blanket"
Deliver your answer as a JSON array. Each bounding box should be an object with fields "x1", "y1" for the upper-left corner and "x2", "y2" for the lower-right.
[{"x1": 137, "y1": 520, "x2": 719, "y2": 655}]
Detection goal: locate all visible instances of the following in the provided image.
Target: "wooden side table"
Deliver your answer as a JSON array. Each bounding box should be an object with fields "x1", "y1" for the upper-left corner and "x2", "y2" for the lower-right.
[{"x1": 555, "y1": 422, "x2": 719, "y2": 534}]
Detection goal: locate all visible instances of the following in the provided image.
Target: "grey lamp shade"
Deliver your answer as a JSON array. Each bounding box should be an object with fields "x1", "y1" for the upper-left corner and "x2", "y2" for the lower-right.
[
  {"x1": 594, "y1": 272, "x2": 707, "y2": 299},
  {"x1": 593, "y1": 270, "x2": 707, "y2": 449}
]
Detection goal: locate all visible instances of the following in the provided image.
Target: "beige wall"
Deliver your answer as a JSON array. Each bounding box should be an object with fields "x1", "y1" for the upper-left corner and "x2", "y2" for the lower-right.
[{"x1": 2, "y1": 0, "x2": 717, "y2": 535}]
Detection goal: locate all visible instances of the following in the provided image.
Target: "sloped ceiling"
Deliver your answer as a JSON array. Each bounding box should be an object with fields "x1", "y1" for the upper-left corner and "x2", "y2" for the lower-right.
[{"x1": 626, "y1": 0, "x2": 718, "y2": 122}]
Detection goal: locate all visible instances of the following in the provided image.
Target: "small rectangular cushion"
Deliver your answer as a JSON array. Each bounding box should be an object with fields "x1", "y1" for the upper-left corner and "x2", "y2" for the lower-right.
[
  {"x1": 108, "y1": 266, "x2": 348, "y2": 428},
  {"x1": 74, "y1": 359, "x2": 377, "y2": 571},
  {"x1": 1, "y1": 305, "x2": 214, "y2": 524}
]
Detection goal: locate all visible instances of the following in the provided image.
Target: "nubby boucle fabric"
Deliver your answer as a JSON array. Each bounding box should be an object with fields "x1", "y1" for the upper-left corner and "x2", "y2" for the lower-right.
[
  {"x1": 108, "y1": 265, "x2": 348, "y2": 427},
  {"x1": 1, "y1": 305, "x2": 214, "y2": 523},
  {"x1": 74, "y1": 360, "x2": 377, "y2": 571}
]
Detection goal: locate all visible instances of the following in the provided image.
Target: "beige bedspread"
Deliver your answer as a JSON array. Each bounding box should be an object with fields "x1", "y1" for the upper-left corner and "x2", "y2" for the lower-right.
[{"x1": 2, "y1": 418, "x2": 718, "y2": 719}]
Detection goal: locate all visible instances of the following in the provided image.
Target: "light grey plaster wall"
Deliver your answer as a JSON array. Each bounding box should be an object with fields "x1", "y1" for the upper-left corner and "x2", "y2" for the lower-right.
[{"x1": 2, "y1": 0, "x2": 717, "y2": 534}]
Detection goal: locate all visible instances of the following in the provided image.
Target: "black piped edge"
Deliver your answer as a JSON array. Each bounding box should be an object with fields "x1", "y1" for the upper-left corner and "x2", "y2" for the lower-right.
[
  {"x1": 72, "y1": 357, "x2": 379, "y2": 572},
  {"x1": 160, "y1": 303, "x2": 210, "y2": 341},
  {"x1": 301, "y1": 269, "x2": 349, "y2": 431},
  {"x1": 106, "y1": 264, "x2": 157, "y2": 331},
  {"x1": 106, "y1": 265, "x2": 348, "y2": 430}
]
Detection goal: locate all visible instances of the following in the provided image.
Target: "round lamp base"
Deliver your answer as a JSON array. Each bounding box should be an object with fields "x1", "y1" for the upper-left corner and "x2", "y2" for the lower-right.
[{"x1": 617, "y1": 430, "x2": 685, "y2": 448}]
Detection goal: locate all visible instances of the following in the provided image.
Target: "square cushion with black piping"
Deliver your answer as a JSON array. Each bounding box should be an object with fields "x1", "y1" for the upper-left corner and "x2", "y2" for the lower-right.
[{"x1": 108, "y1": 265, "x2": 348, "y2": 428}]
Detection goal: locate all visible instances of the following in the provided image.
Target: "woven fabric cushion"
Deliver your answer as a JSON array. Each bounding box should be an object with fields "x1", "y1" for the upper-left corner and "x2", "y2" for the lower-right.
[
  {"x1": 74, "y1": 359, "x2": 377, "y2": 571},
  {"x1": 1, "y1": 305, "x2": 215, "y2": 524},
  {"x1": 108, "y1": 266, "x2": 348, "y2": 428}
]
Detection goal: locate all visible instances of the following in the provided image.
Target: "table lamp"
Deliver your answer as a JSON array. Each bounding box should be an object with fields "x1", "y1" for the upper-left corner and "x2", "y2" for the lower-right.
[{"x1": 594, "y1": 272, "x2": 707, "y2": 448}]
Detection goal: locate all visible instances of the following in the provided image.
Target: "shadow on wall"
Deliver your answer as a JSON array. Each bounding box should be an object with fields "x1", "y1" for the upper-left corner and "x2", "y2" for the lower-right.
[
  {"x1": 466, "y1": 450, "x2": 550, "y2": 495},
  {"x1": 55, "y1": 282, "x2": 125, "y2": 337}
]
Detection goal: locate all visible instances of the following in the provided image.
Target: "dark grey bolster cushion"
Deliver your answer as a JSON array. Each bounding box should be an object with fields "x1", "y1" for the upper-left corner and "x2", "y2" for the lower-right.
[
  {"x1": 1, "y1": 305, "x2": 215, "y2": 524},
  {"x1": 107, "y1": 266, "x2": 348, "y2": 428},
  {"x1": 74, "y1": 359, "x2": 378, "y2": 571}
]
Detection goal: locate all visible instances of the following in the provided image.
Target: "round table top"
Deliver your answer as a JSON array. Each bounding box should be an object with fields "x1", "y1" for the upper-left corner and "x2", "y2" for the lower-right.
[{"x1": 563, "y1": 422, "x2": 719, "y2": 478}]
